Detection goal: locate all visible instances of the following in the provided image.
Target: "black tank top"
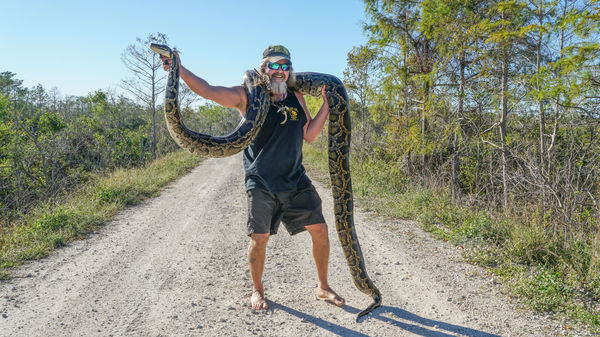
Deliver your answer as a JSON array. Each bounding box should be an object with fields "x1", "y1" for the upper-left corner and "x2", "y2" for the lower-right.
[{"x1": 243, "y1": 90, "x2": 310, "y2": 192}]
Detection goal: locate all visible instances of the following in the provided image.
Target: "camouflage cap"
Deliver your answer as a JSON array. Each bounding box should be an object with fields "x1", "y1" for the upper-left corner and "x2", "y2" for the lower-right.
[{"x1": 262, "y1": 45, "x2": 291, "y2": 64}]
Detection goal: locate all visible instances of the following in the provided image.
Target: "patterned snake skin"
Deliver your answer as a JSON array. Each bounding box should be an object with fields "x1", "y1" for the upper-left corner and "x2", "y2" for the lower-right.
[{"x1": 150, "y1": 44, "x2": 381, "y2": 320}]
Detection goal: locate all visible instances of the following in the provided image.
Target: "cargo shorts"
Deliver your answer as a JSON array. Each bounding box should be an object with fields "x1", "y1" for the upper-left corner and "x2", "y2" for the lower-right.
[{"x1": 246, "y1": 183, "x2": 326, "y2": 236}]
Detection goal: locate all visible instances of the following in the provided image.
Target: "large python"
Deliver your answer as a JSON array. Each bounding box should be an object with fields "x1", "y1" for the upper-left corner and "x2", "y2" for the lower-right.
[{"x1": 150, "y1": 43, "x2": 381, "y2": 320}]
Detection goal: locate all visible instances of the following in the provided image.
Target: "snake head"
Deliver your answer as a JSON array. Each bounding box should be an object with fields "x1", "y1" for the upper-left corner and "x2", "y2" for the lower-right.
[{"x1": 150, "y1": 43, "x2": 173, "y2": 59}]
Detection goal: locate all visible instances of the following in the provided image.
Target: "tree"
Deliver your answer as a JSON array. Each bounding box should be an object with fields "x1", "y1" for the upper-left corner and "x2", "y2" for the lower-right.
[
  {"x1": 121, "y1": 32, "x2": 168, "y2": 158},
  {"x1": 364, "y1": 0, "x2": 443, "y2": 176},
  {"x1": 471, "y1": 0, "x2": 530, "y2": 209},
  {"x1": 344, "y1": 45, "x2": 378, "y2": 142},
  {"x1": 420, "y1": 0, "x2": 490, "y2": 199},
  {"x1": 0, "y1": 71, "x2": 23, "y2": 98}
]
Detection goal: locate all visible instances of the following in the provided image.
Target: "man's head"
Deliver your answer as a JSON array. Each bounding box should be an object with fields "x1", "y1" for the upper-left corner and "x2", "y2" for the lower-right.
[{"x1": 259, "y1": 45, "x2": 295, "y2": 96}]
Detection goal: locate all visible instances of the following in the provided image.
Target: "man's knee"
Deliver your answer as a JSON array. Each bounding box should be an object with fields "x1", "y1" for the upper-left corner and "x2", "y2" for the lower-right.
[
  {"x1": 306, "y1": 223, "x2": 329, "y2": 239},
  {"x1": 250, "y1": 233, "x2": 270, "y2": 247}
]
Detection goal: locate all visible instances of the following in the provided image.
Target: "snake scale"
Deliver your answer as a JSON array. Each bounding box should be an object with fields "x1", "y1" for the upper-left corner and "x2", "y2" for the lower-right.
[{"x1": 150, "y1": 44, "x2": 381, "y2": 320}]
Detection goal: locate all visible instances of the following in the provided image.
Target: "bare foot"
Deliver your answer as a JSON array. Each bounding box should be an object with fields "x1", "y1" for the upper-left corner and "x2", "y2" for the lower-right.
[
  {"x1": 250, "y1": 289, "x2": 269, "y2": 310},
  {"x1": 316, "y1": 287, "x2": 345, "y2": 307}
]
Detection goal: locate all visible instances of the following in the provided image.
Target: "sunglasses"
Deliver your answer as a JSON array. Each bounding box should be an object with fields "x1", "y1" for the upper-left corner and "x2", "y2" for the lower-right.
[{"x1": 267, "y1": 62, "x2": 291, "y2": 71}]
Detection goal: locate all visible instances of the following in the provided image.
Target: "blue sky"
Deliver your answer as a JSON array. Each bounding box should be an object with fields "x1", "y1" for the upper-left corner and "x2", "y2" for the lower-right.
[{"x1": 1, "y1": 0, "x2": 369, "y2": 98}]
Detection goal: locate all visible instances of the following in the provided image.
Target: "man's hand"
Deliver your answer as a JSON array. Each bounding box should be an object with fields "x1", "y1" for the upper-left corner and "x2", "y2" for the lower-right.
[
  {"x1": 159, "y1": 49, "x2": 180, "y2": 71},
  {"x1": 321, "y1": 85, "x2": 328, "y2": 104}
]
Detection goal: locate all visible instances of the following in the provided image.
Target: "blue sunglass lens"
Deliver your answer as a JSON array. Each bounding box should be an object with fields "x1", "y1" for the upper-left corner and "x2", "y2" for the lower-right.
[{"x1": 269, "y1": 62, "x2": 290, "y2": 71}]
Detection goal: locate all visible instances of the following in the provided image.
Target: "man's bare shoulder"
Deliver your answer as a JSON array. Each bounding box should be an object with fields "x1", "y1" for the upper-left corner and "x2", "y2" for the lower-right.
[
  {"x1": 231, "y1": 85, "x2": 248, "y2": 116},
  {"x1": 229, "y1": 85, "x2": 245, "y2": 96}
]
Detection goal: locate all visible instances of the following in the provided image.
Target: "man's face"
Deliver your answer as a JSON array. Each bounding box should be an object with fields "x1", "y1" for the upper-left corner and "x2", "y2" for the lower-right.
[{"x1": 265, "y1": 60, "x2": 290, "y2": 83}]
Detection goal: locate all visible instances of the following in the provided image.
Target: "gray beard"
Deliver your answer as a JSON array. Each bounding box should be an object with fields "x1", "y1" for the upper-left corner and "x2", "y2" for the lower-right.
[{"x1": 270, "y1": 79, "x2": 287, "y2": 97}]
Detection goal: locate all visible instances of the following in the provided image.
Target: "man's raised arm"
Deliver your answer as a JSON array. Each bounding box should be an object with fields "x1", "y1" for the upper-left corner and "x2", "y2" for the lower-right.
[{"x1": 160, "y1": 51, "x2": 247, "y2": 115}]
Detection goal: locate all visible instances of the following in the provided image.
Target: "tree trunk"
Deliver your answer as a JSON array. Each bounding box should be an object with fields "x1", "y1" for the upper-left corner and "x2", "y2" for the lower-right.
[
  {"x1": 500, "y1": 49, "x2": 509, "y2": 210},
  {"x1": 421, "y1": 40, "x2": 431, "y2": 177},
  {"x1": 151, "y1": 81, "x2": 157, "y2": 159},
  {"x1": 536, "y1": 1, "x2": 546, "y2": 215},
  {"x1": 421, "y1": 78, "x2": 430, "y2": 180},
  {"x1": 452, "y1": 54, "x2": 466, "y2": 201}
]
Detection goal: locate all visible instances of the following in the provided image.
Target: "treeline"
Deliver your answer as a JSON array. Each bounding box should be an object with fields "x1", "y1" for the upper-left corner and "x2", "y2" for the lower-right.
[
  {"x1": 0, "y1": 71, "x2": 239, "y2": 223},
  {"x1": 344, "y1": 1, "x2": 599, "y2": 291}
]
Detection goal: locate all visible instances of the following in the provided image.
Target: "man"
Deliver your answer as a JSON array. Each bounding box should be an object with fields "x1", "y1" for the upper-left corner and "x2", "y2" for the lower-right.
[{"x1": 160, "y1": 45, "x2": 345, "y2": 311}]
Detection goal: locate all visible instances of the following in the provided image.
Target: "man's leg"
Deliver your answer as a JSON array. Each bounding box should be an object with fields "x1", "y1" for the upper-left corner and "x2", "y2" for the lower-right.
[
  {"x1": 248, "y1": 233, "x2": 270, "y2": 310},
  {"x1": 304, "y1": 223, "x2": 345, "y2": 306}
]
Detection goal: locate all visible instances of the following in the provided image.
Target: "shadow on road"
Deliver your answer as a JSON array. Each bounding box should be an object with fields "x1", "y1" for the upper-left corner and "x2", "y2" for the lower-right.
[
  {"x1": 273, "y1": 302, "x2": 370, "y2": 337},
  {"x1": 354, "y1": 305, "x2": 502, "y2": 337},
  {"x1": 272, "y1": 302, "x2": 502, "y2": 337}
]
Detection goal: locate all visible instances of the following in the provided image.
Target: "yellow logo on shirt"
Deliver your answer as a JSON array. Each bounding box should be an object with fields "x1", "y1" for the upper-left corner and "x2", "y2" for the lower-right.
[{"x1": 279, "y1": 107, "x2": 299, "y2": 125}]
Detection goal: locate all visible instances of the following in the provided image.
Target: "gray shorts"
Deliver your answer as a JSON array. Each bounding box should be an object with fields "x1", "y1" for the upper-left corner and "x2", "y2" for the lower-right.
[{"x1": 246, "y1": 183, "x2": 326, "y2": 236}]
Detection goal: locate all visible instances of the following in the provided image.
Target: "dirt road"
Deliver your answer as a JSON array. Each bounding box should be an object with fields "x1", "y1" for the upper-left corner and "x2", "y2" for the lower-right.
[{"x1": 0, "y1": 155, "x2": 579, "y2": 336}]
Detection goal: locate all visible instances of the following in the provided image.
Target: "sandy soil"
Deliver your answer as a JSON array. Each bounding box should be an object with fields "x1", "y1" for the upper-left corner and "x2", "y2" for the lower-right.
[{"x1": 0, "y1": 155, "x2": 589, "y2": 336}]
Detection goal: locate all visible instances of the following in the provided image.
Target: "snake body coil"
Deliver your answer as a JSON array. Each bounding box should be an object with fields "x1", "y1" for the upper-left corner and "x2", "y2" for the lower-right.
[{"x1": 151, "y1": 44, "x2": 381, "y2": 320}]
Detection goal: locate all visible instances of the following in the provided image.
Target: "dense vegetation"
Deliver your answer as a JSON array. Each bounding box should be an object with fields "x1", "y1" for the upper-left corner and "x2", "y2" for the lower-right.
[
  {"x1": 333, "y1": 0, "x2": 599, "y2": 330},
  {"x1": 0, "y1": 70, "x2": 239, "y2": 223}
]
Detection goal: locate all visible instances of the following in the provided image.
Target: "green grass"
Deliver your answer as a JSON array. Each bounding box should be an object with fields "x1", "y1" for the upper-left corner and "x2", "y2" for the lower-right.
[
  {"x1": 0, "y1": 150, "x2": 202, "y2": 272},
  {"x1": 303, "y1": 139, "x2": 600, "y2": 334}
]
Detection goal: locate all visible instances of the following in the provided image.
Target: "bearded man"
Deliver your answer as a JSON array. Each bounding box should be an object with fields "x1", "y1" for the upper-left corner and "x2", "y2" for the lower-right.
[{"x1": 160, "y1": 45, "x2": 345, "y2": 311}]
